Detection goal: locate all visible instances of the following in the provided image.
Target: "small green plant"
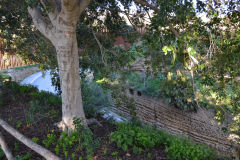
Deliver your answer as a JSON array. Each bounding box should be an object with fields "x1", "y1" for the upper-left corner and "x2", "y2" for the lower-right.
[
  {"x1": 147, "y1": 152, "x2": 151, "y2": 158},
  {"x1": 32, "y1": 137, "x2": 39, "y2": 143},
  {"x1": 16, "y1": 121, "x2": 22, "y2": 128},
  {"x1": 29, "y1": 100, "x2": 40, "y2": 113},
  {"x1": 14, "y1": 153, "x2": 32, "y2": 160},
  {"x1": 8, "y1": 117, "x2": 13, "y2": 122},
  {"x1": 23, "y1": 153, "x2": 32, "y2": 160},
  {"x1": 110, "y1": 122, "x2": 158, "y2": 153},
  {"x1": 55, "y1": 144, "x2": 60, "y2": 155},
  {"x1": 71, "y1": 153, "x2": 76, "y2": 159},
  {"x1": 111, "y1": 151, "x2": 118, "y2": 156},
  {"x1": 47, "y1": 118, "x2": 99, "y2": 159},
  {"x1": 42, "y1": 130, "x2": 56, "y2": 148},
  {"x1": 14, "y1": 143, "x2": 19, "y2": 152},
  {"x1": 103, "y1": 148, "x2": 107, "y2": 155},
  {"x1": 25, "y1": 111, "x2": 35, "y2": 126}
]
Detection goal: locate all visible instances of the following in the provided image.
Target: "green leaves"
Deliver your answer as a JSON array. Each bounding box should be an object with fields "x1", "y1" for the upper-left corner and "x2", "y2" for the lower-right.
[
  {"x1": 110, "y1": 122, "x2": 156, "y2": 153},
  {"x1": 110, "y1": 122, "x2": 216, "y2": 159}
]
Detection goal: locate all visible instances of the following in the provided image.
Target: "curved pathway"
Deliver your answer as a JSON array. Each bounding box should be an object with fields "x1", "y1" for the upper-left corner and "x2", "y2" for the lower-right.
[{"x1": 20, "y1": 70, "x2": 57, "y2": 94}]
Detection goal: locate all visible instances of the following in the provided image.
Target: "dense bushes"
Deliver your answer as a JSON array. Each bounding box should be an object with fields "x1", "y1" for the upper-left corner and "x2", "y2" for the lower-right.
[{"x1": 110, "y1": 121, "x2": 217, "y2": 160}]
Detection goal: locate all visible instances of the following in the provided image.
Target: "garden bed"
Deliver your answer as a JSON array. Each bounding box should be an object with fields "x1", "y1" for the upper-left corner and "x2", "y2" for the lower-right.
[{"x1": 0, "y1": 80, "x2": 217, "y2": 160}]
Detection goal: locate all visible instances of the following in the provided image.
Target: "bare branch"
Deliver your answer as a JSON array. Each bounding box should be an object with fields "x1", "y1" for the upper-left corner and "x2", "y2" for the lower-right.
[
  {"x1": 0, "y1": 132, "x2": 13, "y2": 160},
  {"x1": 92, "y1": 29, "x2": 107, "y2": 66},
  {"x1": 125, "y1": 12, "x2": 138, "y2": 31},
  {"x1": 0, "y1": 118, "x2": 61, "y2": 160},
  {"x1": 28, "y1": 7, "x2": 55, "y2": 43}
]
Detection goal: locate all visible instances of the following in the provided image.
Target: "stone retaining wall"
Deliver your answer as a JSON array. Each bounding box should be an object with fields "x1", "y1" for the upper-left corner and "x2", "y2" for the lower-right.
[{"x1": 114, "y1": 89, "x2": 237, "y2": 157}]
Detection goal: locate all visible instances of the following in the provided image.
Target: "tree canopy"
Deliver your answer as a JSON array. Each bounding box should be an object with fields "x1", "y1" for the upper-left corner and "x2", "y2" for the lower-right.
[{"x1": 0, "y1": 0, "x2": 240, "y2": 143}]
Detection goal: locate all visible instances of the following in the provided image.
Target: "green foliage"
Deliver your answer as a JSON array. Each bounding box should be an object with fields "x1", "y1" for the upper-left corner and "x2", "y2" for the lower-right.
[
  {"x1": 42, "y1": 130, "x2": 57, "y2": 149},
  {"x1": 0, "y1": 148, "x2": 5, "y2": 159},
  {"x1": 110, "y1": 122, "x2": 162, "y2": 153},
  {"x1": 81, "y1": 79, "x2": 113, "y2": 118},
  {"x1": 165, "y1": 136, "x2": 216, "y2": 160},
  {"x1": 29, "y1": 91, "x2": 61, "y2": 107},
  {"x1": 16, "y1": 121, "x2": 22, "y2": 128},
  {"x1": 111, "y1": 151, "x2": 118, "y2": 156},
  {"x1": 25, "y1": 111, "x2": 35, "y2": 126},
  {"x1": 42, "y1": 118, "x2": 99, "y2": 159},
  {"x1": 110, "y1": 121, "x2": 216, "y2": 159},
  {"x1": 14, "y1": 153, "x2": 32, "y2": 160},
  {"x1": 31, "y1": 137, "x2": 39, "y2": 143},
  {"x1": 103, "y1": 148, "x2": 107, "y2": 155},
  {"x1": 0, "y1": 72, "x2": 11, "y2": 81},
  {"x1": 126, "y1": 72, "x2": 197, "y2": 110}
]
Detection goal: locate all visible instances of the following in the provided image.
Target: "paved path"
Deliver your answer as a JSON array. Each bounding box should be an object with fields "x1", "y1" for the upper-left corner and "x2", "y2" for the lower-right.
[{"x1": 21, "y1": 70, "x2": 57, "y2": 94}]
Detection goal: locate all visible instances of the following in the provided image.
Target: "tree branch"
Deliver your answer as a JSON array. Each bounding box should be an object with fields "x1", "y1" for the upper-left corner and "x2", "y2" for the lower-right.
[
  {"x1": 79, "y1": 0, "x2": 91, "y2": 15},
  {"x1": 92, "y1": 29, "x2": 107, "y2": 66},
  {"x1": 39, "y1": 0, "x2": 59, "y2": 25},
  {"x1": 0, "y1": 132, "x2": 13, "y2": 160},
  {"x1": 61, "y1": 0, "x2": 79, "y2": 12},
  {"x1": 134, "y1": 0, "x2": 159, "y2": 12},
  {"x1": 134, "y1": 0, "x2": 180, "y2": 38},
  {"x1": 28, "y1": 7, "x2": 55, "y2": 43},
  {"x1": 0, "y1": 118, "x2": 61, "y2": 160},
  {"x1": 60, "y1": 0, "x2": 90, "y2": 15}
]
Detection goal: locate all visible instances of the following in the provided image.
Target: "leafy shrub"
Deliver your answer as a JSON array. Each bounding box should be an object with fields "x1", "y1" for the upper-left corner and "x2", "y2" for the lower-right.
[
  {"x1": 110, "y1": 122, "x2": 216, "y2": 160},
  {"x1": 110, "y1": 122, "x2": 159, "y2": 153},
  {"x1": 42, "y1": 130, "x2": 57, "y2": 149},
  {"x1": 42, "y1": 118, "x2": 99, "y2": 159},
  {"x1": 30, "y1": 91, "x2": 61, "y2": 106},
  {"x1": 18, "y1": 85, "x2": 38, "y2": 94},
  {"x1": 14, "y1": 153, "x2": 32, "y2": 160},
  {"x1": 81, "y1": 79, "x2": 112, "y2": 118},
  {"x1": 126, "y1": 72, "x2": 197, "y2": 110},
  {"x1": 164, "y1": 136, "x2": 216, "y2": 160}
]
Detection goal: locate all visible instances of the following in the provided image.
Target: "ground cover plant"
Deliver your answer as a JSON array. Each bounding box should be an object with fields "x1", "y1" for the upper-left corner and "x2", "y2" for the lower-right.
[
  {"x1": 0, "y1": 77, "x2": 222, "y2": 159},
  {"x1": 110, "y1": 121, "x2": 217, "y2": 160}
]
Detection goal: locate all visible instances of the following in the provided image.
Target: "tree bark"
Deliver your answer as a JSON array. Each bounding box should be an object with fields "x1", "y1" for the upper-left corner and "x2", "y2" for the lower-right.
[
  {"x1": 28, "y1": 0, "x2": 91, "y2": 130},
  {"x1": 55, "y1": 32, "x2": 87, "y2": 129},
  {"x1": 0, "y1": 132, "x2": 13, "y2": 160},
  {"x1": 0, "y1": 118, "x2": 61, "y2": 160}
]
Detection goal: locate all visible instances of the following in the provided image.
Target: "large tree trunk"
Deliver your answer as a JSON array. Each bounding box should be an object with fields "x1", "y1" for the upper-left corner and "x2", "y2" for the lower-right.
[
  {"x1": 56, "y1": 32, "x2": 87, "y2": 129},
  {"x1": 28, "y1": 0, "x2": 91, "y2": 130}
]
